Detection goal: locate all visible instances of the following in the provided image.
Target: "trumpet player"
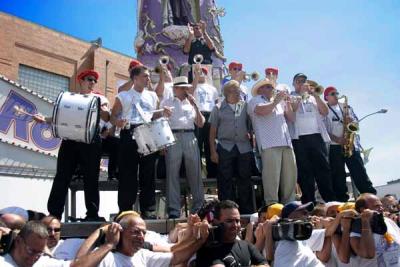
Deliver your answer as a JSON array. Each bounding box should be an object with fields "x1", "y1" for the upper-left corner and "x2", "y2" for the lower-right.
[
  {"x1": 192, "y1": 64, "x2": 219, "y2": 178},
  {"x1": 289, "y1": 73, "x2": 336, "y2": 204},
  {"x1": 247, "y1": 78, "x2": 297, "y2": 205},
  {"x1": 227, "y1": 61, "x2": 249, "y2": 101},
  {"x1": 183, "y1": 20, "x2": 215, "y2": 83},
  {"x1": 265, "y1": 67, "x2": 279, "y2": 87},
  {"x1": 324, "y1": 86, "x2": 376, "y2": 201}
]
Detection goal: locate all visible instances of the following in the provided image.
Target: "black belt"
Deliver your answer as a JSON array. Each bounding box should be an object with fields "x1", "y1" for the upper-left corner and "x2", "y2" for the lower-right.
[{"x1": 172, "y1": 129, "x2": 194, "y2": 133}]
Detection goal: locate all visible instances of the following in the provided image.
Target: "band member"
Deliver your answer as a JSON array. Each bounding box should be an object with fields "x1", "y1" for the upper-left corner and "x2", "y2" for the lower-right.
[
  {"x1": 227, "y1": 61, "x2": 249, "y2": 101},
  {"x1": 192, "y1": 65, "x2": 219, "y2": 178},
  {"x1": 160, "y1": 76, "x2": 205, "y2": 219},
  {"x1": 155, "y1": 62, "x2": 174, "y2": 102},
  {"x1": 111, "y1": 65, "x2": 171, "y2": 219},
  {"x1": 34, "y1": 69, "x2": 109, "y2": 221},
  {"x1": 183, "y1": 20, "x2": 215, "y2": 82},
  {"x1": 324, "y1": 86, "x2": 376, "y2": 201},
  {"x1": 290, "y1": 73, "x2": 336, "y2": 204},
  {"x1": 265, "y1": 67, "x2": 279, "y2": 87},
  {"x1": 248, "y1": 78, "x2": 297, "y2": 205},
  {"x1": 118, "y1": 59, "x2": 142, "y2": 93},
  {"x1": 209, "y1": 80, "x2": 254, "y2": 213}
]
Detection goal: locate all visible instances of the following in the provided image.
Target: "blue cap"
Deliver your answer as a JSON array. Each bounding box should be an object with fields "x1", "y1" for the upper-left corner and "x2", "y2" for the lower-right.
[{"x1": 281, "y1": 201, "x2": 314, "y2": 219}]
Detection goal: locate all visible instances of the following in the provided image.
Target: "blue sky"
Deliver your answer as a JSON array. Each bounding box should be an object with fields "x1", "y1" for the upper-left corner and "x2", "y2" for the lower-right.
[{"x1": 1, "y1": 0, "x2": 399, "y2": 186}]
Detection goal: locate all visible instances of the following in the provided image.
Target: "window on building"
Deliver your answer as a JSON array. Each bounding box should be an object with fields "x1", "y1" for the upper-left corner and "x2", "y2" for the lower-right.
[{"x1": 18, "y1": 65, "x2": 69, "y2": 101}]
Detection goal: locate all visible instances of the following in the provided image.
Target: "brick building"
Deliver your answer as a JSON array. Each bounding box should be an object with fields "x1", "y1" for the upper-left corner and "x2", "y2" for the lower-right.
[{"x1": 0, "y1": 11, "x2": 133, "y2": 102}]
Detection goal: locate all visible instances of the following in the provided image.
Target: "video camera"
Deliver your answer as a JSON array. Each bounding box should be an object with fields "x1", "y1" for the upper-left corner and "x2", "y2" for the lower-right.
[
  {"x1": 271, "y1": 219, "x2": 313, "y2": 241},
  {"x1": 351, "y1": 212, "x2": 387, "y2": 235}
]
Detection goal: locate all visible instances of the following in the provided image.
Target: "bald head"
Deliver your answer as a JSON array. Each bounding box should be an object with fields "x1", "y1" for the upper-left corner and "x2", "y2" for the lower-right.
[
  {"x1": 0, "y1": 213, "x2": 26, "y2": 230},
  {"x1": 356, "y1": 193, "x2": 383, "y2": 213},
  {"x1": 117, "y1": 214, "x2": 146, "y2": 256}
]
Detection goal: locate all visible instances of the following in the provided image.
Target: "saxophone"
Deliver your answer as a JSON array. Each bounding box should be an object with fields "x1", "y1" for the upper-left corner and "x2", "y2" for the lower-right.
[{"x1": 340, "y1": 95, "x2": 359, "y2": 157}]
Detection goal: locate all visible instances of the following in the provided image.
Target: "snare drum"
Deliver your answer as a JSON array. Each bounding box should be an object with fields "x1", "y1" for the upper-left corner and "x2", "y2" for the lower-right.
[
  {"x1": 52, "y1": 91, "x2": 100, "y2": 144},
  {"x1": 133, "y1": 118, "x2": 175, "y2": 155}
]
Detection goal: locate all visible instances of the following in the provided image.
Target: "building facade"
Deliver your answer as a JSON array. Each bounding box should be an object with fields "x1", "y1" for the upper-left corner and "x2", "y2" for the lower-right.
[{"x1": 0, "y1": 11, "x2": 133, "y2": 102}]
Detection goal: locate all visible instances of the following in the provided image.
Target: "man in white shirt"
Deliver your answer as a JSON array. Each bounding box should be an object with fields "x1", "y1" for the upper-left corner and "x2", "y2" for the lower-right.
[
  {"x1": 350, "y1": 193, "x2": 400, "y2": 267},
  {"x1": 248, "y1": 78, "x2": 297, "y2": 205},
  {"x1": 111, "y1": 65, "x2": 171, "y2": 219},
  {"x1": 75, "y1": 211, "x2": 209, "y2": 266},
  {"x1": 160, "y1": 76, "x2": 205, "y2": 218},
  {"x1": 324, "y1": 86, "x2": 376, "y2": 202},
  {"x1": 192, "y1": 65, "x2": 219, "y2": 178},
  {"x1": 289, "y1": 73, "x2": 336, "y2": 204},
  {"x1": 268, "y1": 201, "x2": 335, "y2": 267},
  {"x1": 0, "y1": 221, "x2": 71, "y2": 267}
]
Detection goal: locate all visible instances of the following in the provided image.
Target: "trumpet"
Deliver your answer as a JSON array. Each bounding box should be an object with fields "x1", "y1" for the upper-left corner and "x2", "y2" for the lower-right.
[
  {"x1": 244, "y1": 71, "x2": 260, "y2": 82},
  {"x1": 154, "y1": 56, "x2": 169, "y2": 74},
  {"x1": 312, "y1": 85, "x2": 324, "y2": 96},
  {"x1": 193, "y1": 54, "x2": 204, "y2": 65}
]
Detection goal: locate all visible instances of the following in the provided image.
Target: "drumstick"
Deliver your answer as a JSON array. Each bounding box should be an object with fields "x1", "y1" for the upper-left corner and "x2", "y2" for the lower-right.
[{"x1": 13, "y1": 105, "x2": 36, "y2": 117}]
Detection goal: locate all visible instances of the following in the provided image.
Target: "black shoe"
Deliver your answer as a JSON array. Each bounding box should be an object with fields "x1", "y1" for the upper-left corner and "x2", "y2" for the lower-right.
[
  {"x1": 168, "y1": 214, "x2": 180, "y2": 219},
  {"x1": 82, "y1": 216, "x2": 106, "y2": 222},
  {"x1": 142, "y1": 211, "x2": 157, "y2": 220}
]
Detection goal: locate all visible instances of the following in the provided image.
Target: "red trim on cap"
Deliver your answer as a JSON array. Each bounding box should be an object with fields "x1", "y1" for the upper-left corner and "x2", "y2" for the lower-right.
[
  {"x1": 265, "y1": 67, "x2": 279, "y2": 76},
  {"x1": 228, "y1": 62, "x2": 243, "y2": 71},
  {"x1": 201, "y1": 67, "x2": 208, "y2": 75},
  {"x1": 324, "y1": 86, "x2": 337, "y2": 100},
  {"x1": 77, "y1": 70, "x2": 99, "y2": 81},
  {"x1": 129, "y1": 59, "x2": 142, "y2": 69}
]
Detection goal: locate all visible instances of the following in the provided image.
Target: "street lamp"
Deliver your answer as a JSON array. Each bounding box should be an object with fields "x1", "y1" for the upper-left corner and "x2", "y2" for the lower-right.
[{"x1": 358, "y1": 109, "x2": 388, "y2": 123}]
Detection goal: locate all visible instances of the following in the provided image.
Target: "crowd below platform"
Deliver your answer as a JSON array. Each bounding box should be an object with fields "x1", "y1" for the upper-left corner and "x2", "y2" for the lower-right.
[{"x1": 1, "y1": 194, "x2": 400, "y2": 266}]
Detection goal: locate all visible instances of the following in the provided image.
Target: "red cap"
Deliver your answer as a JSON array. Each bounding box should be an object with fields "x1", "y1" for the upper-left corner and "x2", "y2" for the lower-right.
[
  {"x1": 324, "y1": 86, "x2": 337, "y2": 100},
  {"x1": 129, "y1": 59, "x2": 142, "y2": 69},
  {"x1": 265, "y1": 67, "x2": 279, "y2": 76},
  {"x1": 228, "y1": 61, "x2": 243, "y2": 71},
  {"x1": 201, "y1": 67, "x2": 208, "y2": 75},
  {"x1": 77, "y1": 69, "x2": 99, "y2": 81}
]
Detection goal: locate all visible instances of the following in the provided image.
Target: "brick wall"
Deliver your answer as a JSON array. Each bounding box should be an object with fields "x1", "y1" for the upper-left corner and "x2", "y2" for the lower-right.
[{"x1": 0, "y1": 12, "x2": 133, "y2": 103}]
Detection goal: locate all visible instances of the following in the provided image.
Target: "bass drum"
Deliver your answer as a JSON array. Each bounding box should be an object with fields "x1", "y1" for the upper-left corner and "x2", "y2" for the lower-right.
[{"x1": 52, "y1": 91, "x2": 100, "y2": 144}]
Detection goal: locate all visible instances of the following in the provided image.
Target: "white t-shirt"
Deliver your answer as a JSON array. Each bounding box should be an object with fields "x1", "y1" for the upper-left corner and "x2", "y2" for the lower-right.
[
  {"x1": 323, "y1": 243, "x2": 357, "y2": 267},
  {"x1": 117, "y1": 88, "x2": 158, "y2": 124},
  {"x1": 160, "y1": 97, "x2": 196, "y2": 130},
  {"x1": 194, "y1": 83, "x2": 219, "y2": 112},
  {"x1": 350, "y1": 217, "x2": 400, "y2": 267},
  {"x1": 0, "y1": 254, "x2": 18, "y2": 266},
  {"x1": 274, "y1": 229, "x2": 326, "y2": 267},
  {"x1": 145, "y1": 230, "x2": 172, "y2": 246},
  {"x1": 52, "y1": 238, "x2": 85, "y2": 260},
  {"x1": 296, "y1": 97, "x2": 320, "y2": 136},
  {"x1": 326, "y1": 104, "x2": 344, "y2": 145},
  {"x1": 98, "y1": 250, "x2": 172, "y2": 267},
  {"x1": 0, "y1": 252, "x2": 71, "y2": 267},
  {"x1": 33, "y1": 255, "x2": 71, "y2": 267}
]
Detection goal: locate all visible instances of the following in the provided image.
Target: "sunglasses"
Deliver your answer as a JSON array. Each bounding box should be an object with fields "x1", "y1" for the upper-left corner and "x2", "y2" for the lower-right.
[
  {"x1": 232, "y1": 68, "x2": 242, "y2": 71},
  {"x1": 329, "y1": 92, "x2": 339, "y2": 96},
  {"x1": 85, "y1": 77, "x2": 97, "y2": 83},
  {"x1": 47, "y1": 227, "x2": 61, "y2": 233}
]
